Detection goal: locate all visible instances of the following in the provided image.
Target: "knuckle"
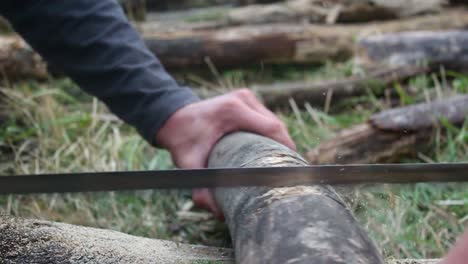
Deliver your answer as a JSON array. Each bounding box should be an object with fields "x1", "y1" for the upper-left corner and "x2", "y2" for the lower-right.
[
  {"x1": 267, "y1": 121, "x2": 283, "y2": 133},
  {"x1": 223, "y1": 96, "x2": 243, "y2": 110},
  {"x1": 235, "y1": 89, "x2": 254, "y2": 99}
]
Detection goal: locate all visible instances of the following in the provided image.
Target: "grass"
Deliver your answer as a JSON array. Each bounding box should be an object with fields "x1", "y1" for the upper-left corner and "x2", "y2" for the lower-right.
[{"x1": 0, "y1": 61, "x2": 467, "y2": 259}]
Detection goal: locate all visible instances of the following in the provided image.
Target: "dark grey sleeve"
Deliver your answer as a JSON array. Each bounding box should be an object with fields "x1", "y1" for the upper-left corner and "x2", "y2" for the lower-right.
[{"x1": 0, "y1": 0, "x2": 200, "y2": 146}]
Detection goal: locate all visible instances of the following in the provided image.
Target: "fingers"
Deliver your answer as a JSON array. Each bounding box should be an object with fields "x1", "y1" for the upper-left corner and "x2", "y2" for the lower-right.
[
  {"x1": 227, "y1": 89, "x2": 296, "y2": 150},
  {"x1": 440, "y1": 230, "x2": 468, "y2": 264},
  {"x1": 234, "y1": 89, "x2": 278, "y2": 120},
  {"x1": 192, "y1": 188, "x2": 224, "y2": 221}
]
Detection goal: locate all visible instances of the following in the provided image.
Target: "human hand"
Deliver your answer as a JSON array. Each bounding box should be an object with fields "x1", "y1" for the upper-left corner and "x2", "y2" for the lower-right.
[
  {"x1": 156, "y1": 89, "x2": 295, "y2": 220},
  {"x1": 440, "y1": 230, "x2": 468, "y2": 264}
]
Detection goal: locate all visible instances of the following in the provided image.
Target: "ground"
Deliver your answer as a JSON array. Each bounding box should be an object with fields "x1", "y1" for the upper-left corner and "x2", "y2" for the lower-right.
[{"x1": 0, "y1": 61, "x2": 467, "y2": 259}]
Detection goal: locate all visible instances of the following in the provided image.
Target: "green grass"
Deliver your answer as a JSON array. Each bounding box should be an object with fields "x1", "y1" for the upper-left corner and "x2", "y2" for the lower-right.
[{"x1": 0, "y1": 61, "x2": 467, "y2": 259}]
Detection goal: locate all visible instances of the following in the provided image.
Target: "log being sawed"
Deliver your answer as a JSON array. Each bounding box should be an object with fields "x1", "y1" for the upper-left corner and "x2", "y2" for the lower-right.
[{"x1": 307, "y1": 94, "x2": 468, "y2": 164}]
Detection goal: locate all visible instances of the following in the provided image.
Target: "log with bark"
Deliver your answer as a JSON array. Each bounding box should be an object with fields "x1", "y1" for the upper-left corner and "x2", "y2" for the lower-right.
[
  {"x1": 253, "y1": 65, "x2": 428, "y2": 109},
  {"x1": 358, "y1": 30, "x2": 468, "y2": 71},
  {"x1": 0, "y1": 214, "x2": 233, "y2": 263},
  {"x1": 209, "y1": 132, "x2": 384, "y2": 263},
  {"x1": 140, "y1": 9, "x2": 468, "y2": 69},
  {"x1": 226, "y1": 0, "x2": 446, "y2": 25},
  {"x1": 307, "y1": 94, "x2": 468, "y2": 164},
  {"x1": 197, "y1": 65, "x2": 429, "y2": 109}
]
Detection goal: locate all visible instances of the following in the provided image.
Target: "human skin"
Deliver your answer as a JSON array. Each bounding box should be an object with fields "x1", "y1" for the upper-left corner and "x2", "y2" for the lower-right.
[
  {"x1": 440, "y1": 230, "x2": 468, "y2": 264},
  {"x1": 156, "y1": 89, "x2": 296, "y2": 219}
]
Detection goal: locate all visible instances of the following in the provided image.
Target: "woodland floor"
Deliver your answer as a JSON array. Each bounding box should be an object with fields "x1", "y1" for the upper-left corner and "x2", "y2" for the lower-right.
[{"x1": 0, "y1": 52, "x2": 467, "y2": 261}]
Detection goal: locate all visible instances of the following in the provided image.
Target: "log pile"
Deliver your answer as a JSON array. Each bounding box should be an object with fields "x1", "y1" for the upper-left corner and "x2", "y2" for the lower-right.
[
  {"x1": 141, "y1": 10, "x2": 468, "y2": 69},
  {"x1": 1, "y1": 9, "x2": 468, "y2": 79}
]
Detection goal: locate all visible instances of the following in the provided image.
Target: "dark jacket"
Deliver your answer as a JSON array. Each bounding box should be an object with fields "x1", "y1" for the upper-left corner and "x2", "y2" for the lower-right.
[{"x1": 0, "y1": 0, "x2": 200, "y2": 145}]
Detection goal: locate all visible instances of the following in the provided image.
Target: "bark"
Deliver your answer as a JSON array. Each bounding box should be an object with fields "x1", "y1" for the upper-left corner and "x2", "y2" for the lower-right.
[
  {"x1": 0, "y1": 214, "x2": 233, "y2": 263},
  {"x1": 209, "y1": 132, "x2": 384, "y2": 264},
  {"x1": 307, "y1": 94, "x2": 468, "y2": 164},
  {"x1": 227, "y1": 0, "x2": 445, "y2": 25},
  {"x1": 140, "y1": 9, "x2": 468, "y2": 69},
  {"x1": 358, "y1": 30, "x2": 468, "y2": 71}
]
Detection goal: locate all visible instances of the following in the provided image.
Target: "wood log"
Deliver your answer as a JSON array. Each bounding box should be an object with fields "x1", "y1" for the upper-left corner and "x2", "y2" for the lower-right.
[
  {"x1": 226, "y1": 0, "x2": 445, "y2": 25},
  {"x1": 358, "y1": 30, "x2": 468, "y2": 71},
  {"x1": 197, "y1": 65, "x2": 429, "y2": 109},
  {"x1": 0, "y1": 213, "x2": 233, "y2": 263},
  {"x1": 255, "y1": 65, "x2": 428, "y2": 109},
  {"x1": 209, "y1": 132, "x2": 384, "y2": 263},
  {"x1": 307, "y1": 94, "x2": 468, "y2": 164},
  {"x1": 138, "y1": 9, "x2": 468, "y2": 69}
]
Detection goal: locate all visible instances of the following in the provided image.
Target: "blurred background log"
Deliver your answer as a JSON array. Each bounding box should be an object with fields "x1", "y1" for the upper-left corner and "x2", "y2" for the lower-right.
[
  {"x1": 227, "y1": 0, "x2": 446, "y2": 25},
  {"x1": 307, "y1": 95, "x2": 468, "y2": 164},
  {"x1": 358, "y1": 30, "x2": 468, "y2": 72}
]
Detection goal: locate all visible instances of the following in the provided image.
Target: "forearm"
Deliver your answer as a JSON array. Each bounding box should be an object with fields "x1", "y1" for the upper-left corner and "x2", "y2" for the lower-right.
[{"x1": 0, "y1": 0, "x2": 199, "y2": 144}]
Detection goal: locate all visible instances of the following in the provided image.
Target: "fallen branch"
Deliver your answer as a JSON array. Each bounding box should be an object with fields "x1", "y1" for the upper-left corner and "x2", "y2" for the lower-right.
[
  {"x1": 358, "y1": 30, "x2": 468, "y2": 71},
  {"x1": 307, "y1": 94, "x2": 468, "y2": 164}
]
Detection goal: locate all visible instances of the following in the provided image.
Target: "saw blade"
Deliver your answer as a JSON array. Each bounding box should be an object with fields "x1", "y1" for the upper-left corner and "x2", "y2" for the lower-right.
[{"x1": 0, "y1": 163, "x2": 467, "y2": 195}]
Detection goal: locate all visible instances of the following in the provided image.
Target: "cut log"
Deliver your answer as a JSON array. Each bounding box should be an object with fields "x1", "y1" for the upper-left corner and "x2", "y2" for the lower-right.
[
  {"x1": 307, "y1": 94, "x2": 468, "y2": 164},
  {"x1": 135, "y1": 9, "x2": 468, "y2": 69},
  {"x1": 358, "y1": 30, "x2": 468, "y2": 71},
  {"x1": 0, "y1": 214, "x2": 233, "y2": 263},
  {"x1": 227, "y1": 0, "x2": 445, "y2": 25},
  {"x1": 209, "y1": 132, "x2": 384, "y2": 263}
]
